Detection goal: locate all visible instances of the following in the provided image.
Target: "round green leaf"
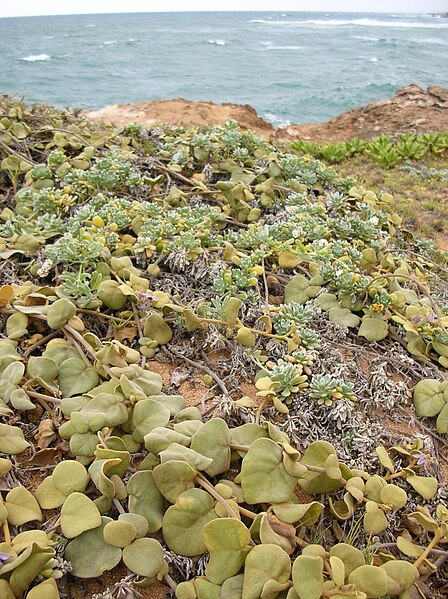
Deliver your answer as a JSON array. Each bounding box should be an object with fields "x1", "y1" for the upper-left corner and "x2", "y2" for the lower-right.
[
  {"x1": 364, "y1": 475, "x2": 386, "y2": 503},
  {"x1": 436, "y1": 402, "x2": 448, "y2": 433},
  {"x1": 204, "y1": 518, "x2": 252, "y2": 584},
  {"x1": 0, "y1": 458, "x2": 12, "y2": 477},
  {"x1": 241, "y1": 438, "x2": 298, "y2": 504},
  {"x1": 162, "y1": 488, "x2": 216, "y2": 556},
  {"x1": 122, "y1": 537, "x2": 166, "y2": 577},
  {"x1": 176, "y1": 581, "x2": 197, "y2": 599},
  {"x1": 144, "y1": 427, "x2": 190, "y2": 455},
  {"x1": 242, "y1": 544, "x2": 291, "y2": 599},
  {"x1": 408, "y1": 510, "x2": 438, "y2": 531},
  {"x1": 329, "y1": 543, "x2": 365, "y2": 577},
  {"x1": 26, "y1": 578, "x2": 60, "y2": 599},
  {"x1": 118, "y1": 512, "x2": 149, "y2": 538},
  {"x1": 375, "y1": 446, "x2": 395, "y2": 473},
  {"x1": 272, "y1": 502, "x2": 323, "y2": 526},
  {"x1": 160, "y1": 443, "x2": 213, "y2": 471},
  {"x1": 230, "y1": 423, "x2": 269, "y2": 451},
  {"x1": 0, "y1": 361, "x2": 24, "y2": 385},
  {"x1": 220, "y1": 575, "x2": 244, "y2": 599},
  {"x1": 88, "y1": 458, "x2": 121, "y2": 498},
  {"x1": 406, "y1": 475, "x2": 438, "y2": 500},
  {"x1": 52, "y1": 460, "x2": 90, "y2": 495},
  {"x1": 292, "y1": 555, "x2": 323, "y2": 599},
  {"x1": 10, "y1": 388, "x2": 35, "y2": 411},
  {"x1": 47, "y1": 298, "x2": 76, "y2": 329},
  {"x1": 358, "y1": 316, "x2": 388, "y2": 341},
  {"x1": 143, "y1": 312, "x2": 173, "y2": 344},
  {"x1": 363, "y1": 501, "x2": 387, "y2": 535},
  {"x1": 27, "y1": 356, "x2": 58, "y2": 384},
  {"x1": 35, "y1": 476, "x2": 66, "y2": 509},
  {"x1": 151, "y1": 393, "x2": 187, "y2": 417},
  {"x1": 131, "y1": 399, "x2": 171, "y2": 443},
  {"x1": 69, "y1": 432, "x2": 99, "y2": 458},
  {"x1": 379, "y1": 484, "x2": 407, "y2": 509},
  {"x1": 190, "y1": 418, "x2": 232, "y2": 476},
  {"x1": 299, "y1": 441, "x2": 346, "y2": 494},
  {"x1": 11, "y1": 529, "x2": 52, "y2": 553},
  {"x1": 60, "y1": 492, "x2": 102, "y2": 538},
  {"x1": 59, "y1": 358, "x2": 99, "y2": 397},
  {"x1": 153, "y1": 460, "x2": 197, "y2": 503},
  {"x1": 396, "y1": 536, "x2": 424, "y2": 558},
  {"x1": 379, "y1": 560, "x2": 419, "y2": 595},
  {"x1": 329, "y1": 556, "x2": 345, "y2": 587},
  {"x1": 5, "y1": 486, "x2": 42, "y2": 526},
  {"x1": 43, "y1": 339, "x2": 79, "y2": 366},
  {"x1": 413, "y1": 379, "x2": 445, "y2": 418},
  {"x1": 133, "y1": 369, "x2": 164, "y2": 396},
  {"x1": 65, "y1": 517, "x2": 122, "y2": 578},
  {"x1": 195, "y1": 579, "x2": 221, "y2": 599},
  {"x1": 75, "y1": 392, "x2": 128, "y2": 431},
  {"x1": 103, "y1": 520, "x2": 137, "y2": 547},
  {"x1": 328, "y1": 307, "x2": 360, "y2": 328},
  {"x1": 127, "y1": 471, "x2": 165, "y2": 533},
  {"x1": 348, "y1": 565, "x2": 388, "y2": 598}
]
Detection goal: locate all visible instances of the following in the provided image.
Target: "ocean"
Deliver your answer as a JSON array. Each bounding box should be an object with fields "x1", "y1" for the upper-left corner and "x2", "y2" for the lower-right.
[{"x1": 1, "y1": 11, "x2": 447, "y2": 125}]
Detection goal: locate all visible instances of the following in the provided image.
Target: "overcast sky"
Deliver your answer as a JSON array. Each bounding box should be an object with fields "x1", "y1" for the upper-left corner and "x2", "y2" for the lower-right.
[{"x1": 1, "y1": 1, "x2": 447, "y2": 18}]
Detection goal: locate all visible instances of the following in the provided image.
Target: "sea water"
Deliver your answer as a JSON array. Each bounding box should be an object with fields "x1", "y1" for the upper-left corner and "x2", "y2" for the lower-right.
[{"x1": 1, "y1": 11, "x2": 447, "y2": 124}]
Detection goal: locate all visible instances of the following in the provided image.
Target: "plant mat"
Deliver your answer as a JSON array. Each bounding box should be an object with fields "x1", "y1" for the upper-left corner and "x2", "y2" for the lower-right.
[{"x1": 0, "y1": 96, "x2": 447, "y2": 598}]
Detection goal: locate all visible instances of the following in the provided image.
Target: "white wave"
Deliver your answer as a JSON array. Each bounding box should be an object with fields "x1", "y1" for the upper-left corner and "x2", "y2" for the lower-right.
[
  {"x1": 260, "y1": 41, "x2": 303, "y2": 50},
  {"x1": 370, "y1": 57, "x2": 378, "y2": 62},
  {"x1": 417, "y1": 37, "x2": 448, "y2": 46},
  {"x1": 44, "y1": 36, "x2": 54, "y2": 39},
  {"x1": 266, "y1": 45, "x2": 304, "y2": 50},
  {"x1": 104, "y1": 40, "x2": 117, "y2": 45},
  {"x1": 250, "y1": 17, "x2": 448, "y2": 28},
  {"x1": 262, "y1": 112, "x2": 291, "y2": 127},
  {"x1": 355, "y1": 18, "x2": 448, "y2": 28},
  {"x1": 350, "y1": 35, "x2": 379, "y2": 41},
  {"x1": 21, "y1": 53, "x2": 50, "y2": 62},
  {"x1": 85, "y1": 24, "x2": 95, "y2": 27},
  {"x1": 208, "y1": 39, "x2": 228, "y2": 46}
]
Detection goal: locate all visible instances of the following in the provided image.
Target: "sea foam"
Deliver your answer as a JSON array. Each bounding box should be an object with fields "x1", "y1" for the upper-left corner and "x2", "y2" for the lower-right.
[
  {"x1": 21, "y1": 53, "x2": 50, "y2": 61},
  {"x1": 350, "y1": 35, "x2": 380, "y2": 41},
  {"x1": 208, "y1": 39, "x2": 228, "y2": 46}
]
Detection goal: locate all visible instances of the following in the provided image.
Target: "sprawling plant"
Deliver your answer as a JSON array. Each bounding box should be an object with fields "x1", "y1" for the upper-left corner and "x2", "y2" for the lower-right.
[{"x1": 0, "y1": 96, "x2": 447, "y2": 598}]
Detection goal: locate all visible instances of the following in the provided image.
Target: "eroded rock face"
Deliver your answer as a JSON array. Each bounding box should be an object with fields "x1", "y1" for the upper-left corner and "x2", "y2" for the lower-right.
[
  {"x1": 86, "y1": 98, "x2": 275, "y2": 137},
  {"x1": 280, "y1": 84, "x2": 448, "y2": 141},
  {"x1": 85, "y1": 84, "x2": 448, "y2": 142}
]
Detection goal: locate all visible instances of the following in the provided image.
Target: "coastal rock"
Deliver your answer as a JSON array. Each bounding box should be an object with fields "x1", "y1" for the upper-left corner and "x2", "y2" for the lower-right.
[
  {"x1": 86, "y1": 98, "x2": 275, "y2": 137},
  {"x1": 281, "y1": 84, "x2": 448, "y2": 141},
  {"x1": 86, "y1": 85, "x2": 448, "y2": 142}
]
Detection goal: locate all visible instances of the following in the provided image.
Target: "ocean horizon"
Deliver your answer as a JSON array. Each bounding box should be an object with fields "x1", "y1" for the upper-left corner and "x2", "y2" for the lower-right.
[{"x1": 1, "y1": 11, "x2": 447, "y2": 124}]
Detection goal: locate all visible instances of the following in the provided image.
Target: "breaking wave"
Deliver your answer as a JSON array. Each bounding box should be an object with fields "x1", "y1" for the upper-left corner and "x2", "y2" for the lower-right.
[{"x1": 21, "y1": 53, "x2": 50, "y2": 61}]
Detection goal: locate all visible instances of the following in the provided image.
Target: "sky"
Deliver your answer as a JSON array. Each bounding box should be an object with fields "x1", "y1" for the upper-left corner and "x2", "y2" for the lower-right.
[{"x1": 1, "y1": 1, "x2": 447, "y2": 18}]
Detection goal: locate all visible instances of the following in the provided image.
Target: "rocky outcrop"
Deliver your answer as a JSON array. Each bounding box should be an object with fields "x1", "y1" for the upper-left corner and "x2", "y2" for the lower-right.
[
  {"x1": 281, "y1": 84, "x2": 448, "y2": 141},
  {"x1": 86, "y1": 85, "x2": 448, "y2": 142},
  {"x1": 86, "y1": 98, "x2": 275, "y2": 137}
]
